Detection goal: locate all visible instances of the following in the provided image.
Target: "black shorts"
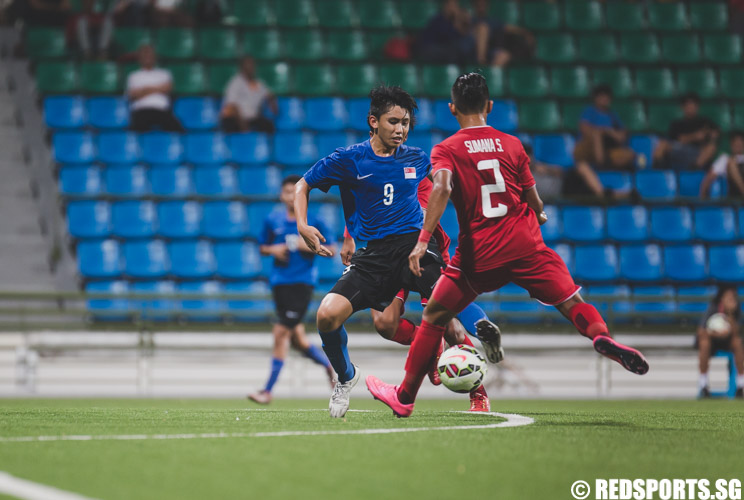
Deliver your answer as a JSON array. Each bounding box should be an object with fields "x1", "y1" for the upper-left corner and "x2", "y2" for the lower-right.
[
  {"x1": 330, "y1": 231, "x2": 445, "y2": 312},
  {"x1": 272, "y1": 284, "x2": 313, "y2": 328},
  {"x1": 695, "y1": 334, "x2": 734, "y2": 354}
]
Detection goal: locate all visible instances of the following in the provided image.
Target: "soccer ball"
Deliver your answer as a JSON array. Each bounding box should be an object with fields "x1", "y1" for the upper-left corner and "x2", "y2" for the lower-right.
[
  {"x1": 437, "y1": 344, "x2": 487, "y2": 393},
  {"x1": 706, "y1": 312, "x2": 731, "y2": 337}
]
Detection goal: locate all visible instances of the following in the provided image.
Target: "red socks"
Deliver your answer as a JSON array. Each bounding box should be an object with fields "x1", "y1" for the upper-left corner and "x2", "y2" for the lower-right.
[
  {"x1": 391, "y1": 318, "x2": 417, "y2": 346},
  {"x1": 398, "y1": 321, "x2": 446, "y2": 404},
  {"x1": 568, "y1": 302, "x2": 609, "y2": 340}
]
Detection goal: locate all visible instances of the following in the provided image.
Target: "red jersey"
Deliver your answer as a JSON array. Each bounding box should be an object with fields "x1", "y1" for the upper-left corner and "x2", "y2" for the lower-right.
[
  {"x1": 430, "y1": 126, "x2": 545, "y2": 273},
  {"x1": 417, "y1": 177, "x2": 451, "y2": 263}
]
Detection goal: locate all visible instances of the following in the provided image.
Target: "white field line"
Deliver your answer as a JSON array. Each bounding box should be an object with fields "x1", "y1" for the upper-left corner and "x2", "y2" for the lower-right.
[
  {"x1": 0, "y1": 471, "x2": 99, "y2": 500},
  {"x1": 0, "y1": 412, "x2": 533, "y2": 443}
]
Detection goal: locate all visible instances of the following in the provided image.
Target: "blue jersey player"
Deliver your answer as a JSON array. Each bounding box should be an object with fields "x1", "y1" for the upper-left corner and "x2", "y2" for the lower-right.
[{"x1": 248, "y1": 175, "x2": 335, "y2": 405}]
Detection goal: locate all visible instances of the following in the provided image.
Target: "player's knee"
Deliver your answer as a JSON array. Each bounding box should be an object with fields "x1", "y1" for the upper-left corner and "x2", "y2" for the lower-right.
[
  {"x1": 422, "y1": 300, "x2": 453, "y2": 326},
  {"x1": 373, "y1": 315, "x2": 396, "y2": 340},
  {"x1": 316, "y1": 305, "x2": 342, "y2": 332},
  {"x1": 444, "y1": 320, "x2": 466, "y2": 345}
]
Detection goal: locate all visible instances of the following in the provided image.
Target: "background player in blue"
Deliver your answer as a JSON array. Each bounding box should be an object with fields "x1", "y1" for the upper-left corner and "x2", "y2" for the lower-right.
[
  {"x1": 248, "y1": 175, "x2": 335, "y2": 405},
  {"x1": 294, "y1": 85, "x2": 447, "y2": 418}
]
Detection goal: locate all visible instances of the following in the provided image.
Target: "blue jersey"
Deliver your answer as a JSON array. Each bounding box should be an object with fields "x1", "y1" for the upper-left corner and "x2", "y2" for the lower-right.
[
  {"x1": 259, "y1": 208, "x2": 330, "y2": 287},
  {"x1": 303, "y1": 140, "x2": 430, "y2": 241}
]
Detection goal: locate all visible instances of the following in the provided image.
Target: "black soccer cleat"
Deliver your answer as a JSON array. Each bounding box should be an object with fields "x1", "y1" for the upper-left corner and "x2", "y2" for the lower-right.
[
  {"x1": 593, "y1": 335, "x2": 649, "y2": 375},
  {"x1": 475, "y1": 319, "x2": 504, "y2": 363}
]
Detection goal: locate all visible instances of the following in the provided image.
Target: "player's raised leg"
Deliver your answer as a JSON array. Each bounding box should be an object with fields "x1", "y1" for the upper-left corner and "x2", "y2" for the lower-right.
[
  {"x1": 289, "y1": 322, "x2": 336, "y2": 387},
  {"x1": 457, "y1": 302, "x2": 504, "y2": 363}
]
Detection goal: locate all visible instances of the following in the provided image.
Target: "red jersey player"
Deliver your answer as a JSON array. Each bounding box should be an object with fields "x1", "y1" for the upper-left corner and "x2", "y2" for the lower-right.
[{"x1": 367, "y1": 72, "x2": 649, "y2": 417}]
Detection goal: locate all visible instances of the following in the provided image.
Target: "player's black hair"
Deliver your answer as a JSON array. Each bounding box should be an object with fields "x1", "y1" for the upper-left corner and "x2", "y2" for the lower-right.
[
  {"x1": 591, "y1": 84, "x2": 613, "y2": 99},
  {"x1": 712, "y1": 286, "x2": 740, "y2": 319},
  {"x1": 680, "y1": 92, "x2": 701, "y2": 105},
  {"x1": 731, "y1": 130, "x2": 744, "y2": 141},
  {"x1": 282, "y1": 174, "x2": 302, "y2": 187},
  {"x1": 451, "y1": 72, "x2": 489, "y2": 115},
  {"x1": 367, "y1": 85, "x2": 417, "y2": 133}
]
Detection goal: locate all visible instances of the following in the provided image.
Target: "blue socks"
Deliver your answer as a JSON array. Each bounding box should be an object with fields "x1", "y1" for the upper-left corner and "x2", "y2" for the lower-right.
[
  {"x1": 457, "y1": 302, "x2": 489, "y2": 338},
  {"x1": 264, "y1": 357, "x2": 284, "y2": 393},
  {"x1": 303, "y1": 344, "x2": 331, "y2": 368},
  {"x1": 319, "y1": 325, "x2": 355, "y2": 383}
]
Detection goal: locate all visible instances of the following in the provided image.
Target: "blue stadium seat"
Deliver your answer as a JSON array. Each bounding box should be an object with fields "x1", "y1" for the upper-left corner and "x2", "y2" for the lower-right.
[
  {"x1": 650, "y1": 207, "x2": 692, "y2": 242},
  {"x1": 202, "y1": 201, "x2": 249, "y2": 239},
  {"x1": 316, "y1": 132, "x2": 359, "y2": 157},
  {"x1": 59, "y1": 165, "x2": 102, "y2": 196},
  {"x1": 664, "y1": 245, "x2": 707, "y2": 282},
  {"x1": 247, "y1": 202, "x2": 280, "y2": 239},
  {"x1": 157, "y1": 201, "x2": 202, "y2": 239},
  {"x1": 86, "y1": 97, "x2": 129, "y2": 129},
  {"x1": 276, "y1": 97, "x2": 306, "y2": 131},
  {"x1": 215, "y1": 241, "x2": 262, "y2": 279},
  {"x1": 678, "y1": 172, "x2": 726, "y2": 198},
  {"x1": 77, "y1": 239, "x2": 121, "y2": 278},
  {"x1": 619, "y1": 244, "x2": 662, "y2": 281},
  {"x1": 677, "y1": 285, "x2": 716, "y2": 314},
  {"x1": 150, "y1": 165, "x2": 194, "y2": 197},
  {"x1": 740, "y1": 208, "x2": 744, "y2": 236},
  {"x1": 174, "y1": 97, "x2": 219, "y2": 131},
  {"x1": 318, "y1": 252, "x2": 345, "y2": 281},
  {"x1": 552, "y1": 242, "x2": 574, "y2": 273},
  {"x1": 434, "y1": 100, "x2": 459, "y2": 132},
  {"x1": 53, "y1": 132, "x2": 95, "y2": 164},
  {"x1": 497, "y1": 283, "x2": 542, "y2": 321},
  {"x1": 487, "y1": 100, "x2": 518, "y2": 133},
  {"x1": 140, "y1": 132, "x2": 183, "y2": 165},
  {"x1": 313, "y1": 202, "x2": 344, "y2": 239},
  {"x1": 184, "y1": 133, "x2": 228, "y2": 165},
  {"x1": 636, "y1": 170, "x2": 677, "y2": 200},
  {"x1": 405, "y1": 132, "x2": 443, "y2": 156},
  {"x1": 629, "y1": 135, "x2": 657, "y2": 165},
  {"x1": 304, "y1": 97, "x2": 348, "y2": 131},
  {"x1": 168, "y1": 240, "x2": 216, "y2": 278},
  {"x1": 574, "y1": 245, "x2": 619, "y2": 282},
  {"x1": 238, "y1": 165, "x2": 282, "y2": 196},
  {"x1": 112, "y1": 201, "x2": 157, "y2": 239},
  {"x1": 694, "y1": 206, "x2": 737, "y2": 242},
  {"x1": 597, "y1": 171, "x2": 632, "y2": 192},
  {"x1": 224, "y1": 281, "x2": 272, "y2": 319},
  {"x1": 709, "y1": 246, "x2": 744, "y2": 282},
  {"x1": 346, "y1": 98, "x2": 370, "y2": 133},
  {"x1": 97, "y1": 132, "x2": 140, "y2": 164},
  {"x1": 178, "y1": 280, "x2": 223, "y2": 320},
  {"x1": 104, "y1": 164, "x2": 150, "y2": 196},
  {"x1": 440, "y1": 204, "x2": 459, "y2": 240},
  {"x1": 86, "y1": 280, "x2": 130, "y2": 318},
  {"x1": 193, "y1": 165, "x2": 239, "y2": 197},
  {"x1": 130, "y1": 280, "x2": 177, "y2": 320},
  {"x1": 607, "y1": 206, "x2": 647, "y2": 242},
  {"x1": 584, "y1": 284, "x2": 631, "y2": 318},
  {"x1": 44, "y1": 96, "x2": 85, "y2": 129},
  {"x1": 227, "y1": 133, "x2": 271, "y2": 164},
  {"x1": 562, "y1": 206, "x2": 605, "y2": 241},
  {"x1": 123, "y1": 239, "x2": 169, "y2": 278},
  {"x1": 415, "y1": 98, "x2": 435, "y2": 132},
  {"x1": 67, "y1": 200, "x2": 111, "y2": 238},
  {"x1": 274, "y1": 132, "x2": 319, "y2": 166},
  {"x1": 632, "y1": 286, "x2": 676, "y2": 317},
  {"x1": 532, "y1": 134, "x2": 575, "y2": 168},
  {"x1": 540, "y1": 205, "x2": 561, "y2": 242}
]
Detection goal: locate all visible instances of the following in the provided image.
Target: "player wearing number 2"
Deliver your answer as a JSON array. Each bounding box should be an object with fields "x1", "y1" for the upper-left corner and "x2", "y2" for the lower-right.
[{"x1": 367, "y1": 73, "x2": 650, "y2": 417}]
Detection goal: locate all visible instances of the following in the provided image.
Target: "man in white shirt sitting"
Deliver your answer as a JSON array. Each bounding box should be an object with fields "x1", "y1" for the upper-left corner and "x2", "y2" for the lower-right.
[
  {"x1": 220, "y1": 56, "x2": 277, "y2": 133},
  {"x1": 126, "y1": 44, "x2": 183, "y2": 132}
]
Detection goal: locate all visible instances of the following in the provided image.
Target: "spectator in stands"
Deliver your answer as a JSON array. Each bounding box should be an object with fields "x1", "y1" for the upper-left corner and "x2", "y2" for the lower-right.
[
  {"x1": 126, "y1": 44, "x2": 183, "y2": 132},
  {"x1": 220, "y1": 56, "x2": 277, "y2": 134},
  {"x1": 414, "y1": 0, "x2": 476, "y2": 65},
  {"x1": 151, "y1": 0, "x2": 192, "y2": 27},
  {"x1": 696, "y1": 286, "x2": 744, "y2": 399},
  {"x1": 194, "y1": 0, "x2": 225, "y2": 25},
  {"x1": 69, "y1": 0, "x2": 113, "y2": 59},
  {"x1": 470, "y1": 0, "x2": 535, "y2": 66},
  {"x1": 700, "y1": 131, "x2": 744, "y2": 199},
  {"x1": 109, "y1": 0, "x2": 150, "y2": 27},
  {"x1": 524, "y1": 143, "x2": 563, "y2": 200},
  {"x1": 653, "y1": 93, "x2": 719, "y2": 171},
  {"x1": 19, "y1": 0, "x2": 71, "y2": 27},
  {"x1": 731, "y1": 0, "x2": 744, "y2": 37}
]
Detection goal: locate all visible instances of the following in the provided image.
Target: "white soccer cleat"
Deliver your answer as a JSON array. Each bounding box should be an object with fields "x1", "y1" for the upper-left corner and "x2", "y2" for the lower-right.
[
  {"x1": 475, "y1": 319, "x2": 505, "y2": 363},
  {"x1": 328, "y1": 365, "x2": 360, "y2": 418}
]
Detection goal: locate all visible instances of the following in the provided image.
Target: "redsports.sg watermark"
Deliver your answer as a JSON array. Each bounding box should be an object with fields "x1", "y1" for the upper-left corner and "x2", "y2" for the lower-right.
[{"x1": 570, "y1": 479, "x2": 742, "y2": 500}]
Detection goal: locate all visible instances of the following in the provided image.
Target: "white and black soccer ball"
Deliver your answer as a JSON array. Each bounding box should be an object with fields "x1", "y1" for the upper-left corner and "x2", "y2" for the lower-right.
[
  {"x1": 437, "y1": 344, "x2": 487, "y2": 393},
  {"x1": 706, "y1": 312, "x2": 731, "y2": 337}
]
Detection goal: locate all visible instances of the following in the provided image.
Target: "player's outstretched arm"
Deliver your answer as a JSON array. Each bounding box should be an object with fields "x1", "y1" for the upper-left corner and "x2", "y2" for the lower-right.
[
  {"x1": 294, "y1": 178, "x2": 334, "y2": 257},
  {"x1": 523, "y1": 186, "x2": 548, "y2": 226},
  {"x1": 409, "y1": 170, "x2": 452, "y2": 277}
]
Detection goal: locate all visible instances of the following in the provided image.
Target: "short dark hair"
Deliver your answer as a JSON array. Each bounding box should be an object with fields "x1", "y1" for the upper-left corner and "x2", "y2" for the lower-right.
[
  {"x1": 591, "y1": 84, "x2": 613, "y2": 99},
  {"x1": 451, "y1": 72, "x2": 489, "y2": 115},
  {"x1": 712, "y1": 286, "x2": 740, "y2": 320},
  {"x1": 282, "y1": 174, "x2": 302, "y2": 187},
  {"x1": 680, "y1": 92, "x2": 700, "y2": 105},
  {"x1": 367, "y1": 85, "x2": 417, "y2": 133},
  {"x1": 731, "y1": 130, "x2": 744, "y2": 141}
]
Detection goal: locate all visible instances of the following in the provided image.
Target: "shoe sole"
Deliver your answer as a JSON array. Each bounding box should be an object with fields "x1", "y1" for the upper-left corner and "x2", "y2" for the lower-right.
[
  {"x1": 247, "y1": 395, "x2": 271, "y2": 405},
  {"x1": 593, "y1": 337, "x2": 649, "y2": 375},
  {"x1": 476, "y1": 320, "x2": 504, "y2": 363}
]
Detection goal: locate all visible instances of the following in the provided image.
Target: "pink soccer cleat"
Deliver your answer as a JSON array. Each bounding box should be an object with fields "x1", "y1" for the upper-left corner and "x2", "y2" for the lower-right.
[
  {"x1": 366, "y1": 375, "x2": 414, "y2": 418},
  {"x1": 593, "y1": 335, "x2": 649, "y2": 375}
]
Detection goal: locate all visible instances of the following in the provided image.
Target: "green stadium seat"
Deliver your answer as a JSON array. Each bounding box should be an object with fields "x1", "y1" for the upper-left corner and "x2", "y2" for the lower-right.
[
  {"x1": 719, "y1": 69, "x2": 744, "y2": 99},
  {"x1": 647, "y1": 2, "x2": 689, "y2": 31},
  {"x1": 578, "y1": 33, "x2": 617, "y2": 63},
  {"x1": 421, "y1": 65, "x2": 461, "y2": 98},
  {"x1": 661, "y1": 34, "x2": 701, "y2": 65},
  {"x1": 605, "y1": 2, "x2": 645, "y2": 31},
  {"x1": 326, "y1": 31, "x2": 367, "y2": 62},
  {"x1": 357, "y1": 1, "x2": 401, "y2": 29},
  {"x1": 473, "y1": 67, "x2": 504, "y2": 97},
  {"x1": 198, "y1": 29, "x2": 238, "y2": 60},
  {"x1": 399, "y1": 1, "x2": 438, "y2": 29},
  {"x1": 551, "y1": 66, "x2": 589, "y2": 98},
  {"x1": 155, "y1": 28, "x2": 195, "y2": 60},
  {"x1": 647, "y1": 103, "x2": 681, "y2": 134},
  {"x1": 536, "y1": 34, "x2": 576, "y2": 63},
  {"x1": 232, "y1": 0, "x2": 275, "y2": 27},
  {"x1": 703, "y1": 34, "x2": 742, "y2": 65},
  {"x1": 336, "y1": 64, "x2": 378, "y2": 97},
  {"x1": 293, "y1": 64, "x2": 335, "y2": 96},
  {"x1": 561, "y1": 102, "x2": 586, "y2": 130},
  {"x1": 676, "y1": 68, "x2": 718, "y2": 99},
  {"x1": 208, "y1": 63, "x2": 235, "y2": 93},
  {"x1": 620, "y1": 33, "x2": 660, "y2": 64},
  {"x1": 318, "y1": 0, "x2": 358, "y2": 28},
  {"x1": 490, "y1": 1, "x2": 519, "y2": 25},
  {"x1": 113, "y1": 28, "x2": 151, "y2": 54},
  {"x1": 283, "y1": 30, "x2": 324, "y2": 61},
  {"x1": 26, "y1": 28, "x2": 67, "y2": 59},
  {"x1": 366, "y1": 32, "x2": 399, "y2": 60},
  {"x1": 635, "y1": 68, "x2": 676, "y2": 99},
  {"x1": 733, "y1": 104, "x2": 744, "y2": 131},
  {"x1": 690, "y1": 3, "x2": 728, "y2": 31},
  {"x1": 699, "y1": 103, "x2": 731, "y2": 133},
  {"x1": 564, "y1": 0, "x2": 604, "y2": 31},
  {"x1": 36, "y1": 62, "x2": 77, "y2": 93},
  {"x1": 522, "y1": 2, "x2": 560, "y2": 30},
  {"x1": 242, "y1": 30, "x2": 281, "y2": 61},
  {"x1": 507, "y1": 67, "x2": 549, "y2": 98},
  {"x1": 378, "y1": 64, "x2": 420, "y2": 93},
  {"x1": 518, "y1": 101, "x2": 561, "y2": 132},
  {"x1": 592, "y1": 67, "x2": 634, "y2": 98},
  {"x1": 80, "y1": 62, "x2": 120, "y2": 93},
  {"x1": 257, "y1": 62, "x2": 291, "y2": 95},
  {"x1": 614, "y1": 99, "x2": 647, "y2": 133},
  {"x1": 167, "y1": 63, "x2": 207, "y2": 95},
  {"x1": 275, "y1": 0, "x2": 317, "y2": 27}
]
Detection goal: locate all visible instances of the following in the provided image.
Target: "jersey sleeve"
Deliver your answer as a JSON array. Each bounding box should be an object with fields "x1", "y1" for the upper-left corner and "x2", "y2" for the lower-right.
[
  {"x1": 257, "y1": 216, "x2": 274, "y2": 246},
  {"x1": 517, "y1": 145, "x2": 536, "y2": 190},
  {"x1": 430, "y1": 144, "x2": 454, "y2": 177},
  {"x1": 416, "y1": 150, "x2": 431, "y2": 181},
  {"x1": 303, "y1": 148, "x2": 351, "y2": 193}
]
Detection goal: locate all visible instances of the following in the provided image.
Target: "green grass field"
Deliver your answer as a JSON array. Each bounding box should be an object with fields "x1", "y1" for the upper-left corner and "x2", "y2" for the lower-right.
[{"x1": 0, "y1": 398, "x2": 742, "y2": 500}]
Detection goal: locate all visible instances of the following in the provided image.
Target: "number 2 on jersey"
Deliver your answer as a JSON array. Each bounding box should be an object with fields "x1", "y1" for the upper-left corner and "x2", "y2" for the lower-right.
[
  {"x1": 383, "y1": 183, "x2": 394, "y2": 205},
  {"x1": 477, "y1": 159, "x2": 507, "y2": 218}
]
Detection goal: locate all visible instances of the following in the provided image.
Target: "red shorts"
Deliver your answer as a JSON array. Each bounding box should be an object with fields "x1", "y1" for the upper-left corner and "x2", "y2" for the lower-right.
[{"x1": 434, "y1": 246, "x2": 581, "y2": 314}]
